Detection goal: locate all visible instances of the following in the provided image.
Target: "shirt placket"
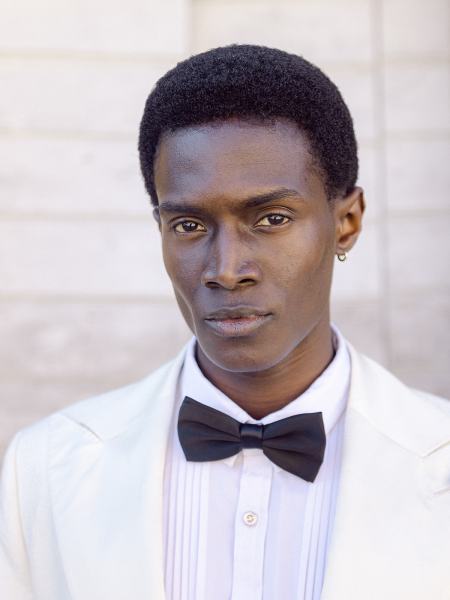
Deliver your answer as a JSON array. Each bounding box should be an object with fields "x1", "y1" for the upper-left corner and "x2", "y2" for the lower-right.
[{"x1": 231, "y1": 451, "x2": 273, "y2": 600}]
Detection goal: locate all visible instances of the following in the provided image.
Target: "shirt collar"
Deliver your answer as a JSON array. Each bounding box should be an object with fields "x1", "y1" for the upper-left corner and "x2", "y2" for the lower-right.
[{"x1": 179, "y1": 324, "x2": 351, "y2": 468}]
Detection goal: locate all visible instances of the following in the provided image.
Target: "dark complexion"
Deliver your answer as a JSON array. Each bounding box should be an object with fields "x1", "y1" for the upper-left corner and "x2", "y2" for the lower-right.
[{"x1": 154, "y1": 119, "x2": 364, "y2": 419}]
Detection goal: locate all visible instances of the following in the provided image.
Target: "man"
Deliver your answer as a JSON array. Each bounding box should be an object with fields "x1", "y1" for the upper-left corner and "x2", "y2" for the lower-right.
[{"x1": 1, "y1": 45, "x2": 449, "y2": 600}]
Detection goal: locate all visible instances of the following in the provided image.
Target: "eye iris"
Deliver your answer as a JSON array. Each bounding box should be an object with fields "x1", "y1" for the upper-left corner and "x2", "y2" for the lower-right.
[
  {"x1": 268, "y1": 215, "x2": 285, "y2": 225},
  {"x1": 182, "y1": 221, "x2": 197, "y2": 232}
]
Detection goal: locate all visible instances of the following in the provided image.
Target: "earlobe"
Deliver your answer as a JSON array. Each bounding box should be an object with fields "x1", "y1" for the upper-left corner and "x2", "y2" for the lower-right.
[{"x1": 334, "y1": 186, "x2": 365, "y2": 255}]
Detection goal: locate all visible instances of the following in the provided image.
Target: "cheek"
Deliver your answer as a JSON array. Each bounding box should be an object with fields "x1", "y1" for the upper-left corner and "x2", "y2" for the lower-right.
[
  {"x1": 162, "y1": 236, "x2": 194, "y2": 289},
  {"x1": 163, "y1": 253, "x2": 193, "y2": 298},
  {"x1": 161, "y1": 240, "x2": 200, "y2": 330},
  {"x1": 279, "y1": 227, "x2": 335, "y2": 303},
  {"x1": 174, "y1": 289, "x2": 196, "y2": 334},
  {"x1": 297, "y1": 223, "x2": 332, "y2": 259}
]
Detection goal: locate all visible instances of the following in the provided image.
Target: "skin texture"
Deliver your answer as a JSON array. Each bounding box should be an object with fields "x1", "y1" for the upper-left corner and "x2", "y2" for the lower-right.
[{"x1": 154, "y1": 119, "x2": 364, "y2": 419}]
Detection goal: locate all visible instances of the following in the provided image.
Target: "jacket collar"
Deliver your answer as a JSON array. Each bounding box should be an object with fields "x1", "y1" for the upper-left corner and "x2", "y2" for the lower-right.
[{"x1": 62, "y1": 346, "x2": 188, "y2": 442}]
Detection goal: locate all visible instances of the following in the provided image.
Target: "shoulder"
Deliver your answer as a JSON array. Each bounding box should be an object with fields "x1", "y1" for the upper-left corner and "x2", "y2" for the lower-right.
[
  {"x1": 347, "y1": 344, "x2": 450, "y2": 457},
  {"x1": 3, "y1": 345, "x2": 187, "y2": 468},
  {"x1": 0, "y1": 347, "x2": 187, "y2": 551}
]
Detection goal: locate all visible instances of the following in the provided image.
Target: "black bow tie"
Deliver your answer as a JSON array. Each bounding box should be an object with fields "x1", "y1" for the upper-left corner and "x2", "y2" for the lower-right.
[{"x1": 177, "y1": 396, "x2": 326, "y2": 482}]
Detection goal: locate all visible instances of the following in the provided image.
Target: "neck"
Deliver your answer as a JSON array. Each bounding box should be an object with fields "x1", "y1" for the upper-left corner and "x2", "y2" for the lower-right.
[{"x1": 196, "y1": 320, "x2": 334, "y2": 420}]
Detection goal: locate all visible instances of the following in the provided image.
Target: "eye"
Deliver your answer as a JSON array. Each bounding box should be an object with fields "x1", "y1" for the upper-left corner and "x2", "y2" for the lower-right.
[
  {"x1": 255, "y1": 213, "x2": 291, "y2": 227},
  {"x1": 173, "y1": 220, "x2": 206, "y2": 233}
]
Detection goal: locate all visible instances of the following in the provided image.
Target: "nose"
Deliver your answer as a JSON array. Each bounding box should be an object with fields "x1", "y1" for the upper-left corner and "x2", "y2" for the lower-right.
[{"x1": 201, "y1": 226, "x2": 261, "y2": 290}]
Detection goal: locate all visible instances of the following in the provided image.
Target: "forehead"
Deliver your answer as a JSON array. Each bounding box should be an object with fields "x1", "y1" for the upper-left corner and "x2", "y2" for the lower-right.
[{"x1": 153, "y1": 119, "x2": 324, "y2": 203}]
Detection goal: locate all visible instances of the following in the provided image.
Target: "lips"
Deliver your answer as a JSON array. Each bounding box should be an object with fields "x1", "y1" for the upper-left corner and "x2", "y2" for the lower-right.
[
  {"x1": 205, "y1": 306, "x2": 270, "y2": 320},
  {"x1": 204, "y1": 306, "x2": 272, "y2": 337}
]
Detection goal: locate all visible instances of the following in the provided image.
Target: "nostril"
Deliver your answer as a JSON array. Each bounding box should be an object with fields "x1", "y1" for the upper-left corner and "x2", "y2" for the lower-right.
[
  {"x1": 239, "y1": 278, "x2": 256, "y2": 286},
  {"x1": 205, "y1": 281, "x2": 220, "y2": 289},
  {"x1": 204, "y1": 277, "x2": 255, "y2": 290}
]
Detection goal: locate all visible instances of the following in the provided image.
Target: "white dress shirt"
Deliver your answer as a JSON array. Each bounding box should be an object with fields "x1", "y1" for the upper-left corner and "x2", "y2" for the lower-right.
[{"x1": 163, "y1": 326, "x2": 350, "y2": 600}]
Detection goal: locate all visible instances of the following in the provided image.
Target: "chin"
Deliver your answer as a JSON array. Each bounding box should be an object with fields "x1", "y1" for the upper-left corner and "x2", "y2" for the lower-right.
[{"x1": 196, "y1": 333, "x2": 291, "y2": 374}]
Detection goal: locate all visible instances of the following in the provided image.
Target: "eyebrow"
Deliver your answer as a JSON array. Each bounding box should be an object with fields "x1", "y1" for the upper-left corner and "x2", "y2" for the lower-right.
[
  {"x1": 243, "y1": 188, "x2": 302, "y2": 208},
  {"x1": 158, "y1": 187, "x2": 302, "y2": 215}
]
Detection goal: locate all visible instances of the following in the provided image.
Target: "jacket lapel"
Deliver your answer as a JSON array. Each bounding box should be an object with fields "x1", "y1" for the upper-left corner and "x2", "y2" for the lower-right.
[
  {"x1": 49, "y1": 349, "x2": 186, "y2": 600},
  {"x1": 321, "y1": 346, "x2": 450, "y2": 600}
]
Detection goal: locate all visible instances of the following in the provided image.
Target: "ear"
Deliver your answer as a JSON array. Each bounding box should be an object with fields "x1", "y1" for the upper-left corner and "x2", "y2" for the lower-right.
[
  {"x1": 153, "y1": 206, "x2": 162, "y2": 233},
  {"x1": 333, "y1": 186, "x2": 365, "y2": 255}
]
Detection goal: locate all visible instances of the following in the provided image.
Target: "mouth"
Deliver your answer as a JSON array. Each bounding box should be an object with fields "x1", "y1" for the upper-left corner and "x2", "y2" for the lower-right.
[{"x1": 204, "y1": 307, "x2": 272, "y2": 337}]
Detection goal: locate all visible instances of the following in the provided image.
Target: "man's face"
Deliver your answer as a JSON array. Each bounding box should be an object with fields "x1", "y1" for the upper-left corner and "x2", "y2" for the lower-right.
[{"x1": 154, "y1": 119, "x2": 340, "y2": 373}]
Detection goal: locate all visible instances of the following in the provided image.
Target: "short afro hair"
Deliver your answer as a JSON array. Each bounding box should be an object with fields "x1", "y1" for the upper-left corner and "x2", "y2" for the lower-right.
[{"x1": 138, "y1": 44, "x2": 358, "y2": 205}]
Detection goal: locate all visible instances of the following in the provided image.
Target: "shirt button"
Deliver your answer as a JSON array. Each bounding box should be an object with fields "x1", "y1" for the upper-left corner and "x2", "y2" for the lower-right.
[{"x1": 243, "y1": 511, "x2": 258, "y2": 526}]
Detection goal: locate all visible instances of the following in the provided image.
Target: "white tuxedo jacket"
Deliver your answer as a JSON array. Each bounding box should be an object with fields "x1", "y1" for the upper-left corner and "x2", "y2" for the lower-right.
[{"x1": 1, "y1": 344, "x2": 449, "y2": 600}]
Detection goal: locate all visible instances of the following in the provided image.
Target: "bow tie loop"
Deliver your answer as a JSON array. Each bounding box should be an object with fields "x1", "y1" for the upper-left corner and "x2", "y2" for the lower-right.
[{"x1": 239, "y1": 423, "x2": 264, "y2": 449}]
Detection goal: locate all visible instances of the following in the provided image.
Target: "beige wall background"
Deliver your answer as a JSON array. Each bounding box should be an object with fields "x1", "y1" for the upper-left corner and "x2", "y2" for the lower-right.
[{"x1": 0, "y1": 0, "x2": 449, "y2": 457}]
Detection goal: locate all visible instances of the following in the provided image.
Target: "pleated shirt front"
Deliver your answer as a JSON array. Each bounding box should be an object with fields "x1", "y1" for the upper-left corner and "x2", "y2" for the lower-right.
[{"x1": 163, "y1": 327, "x2": 350, "y2": 600}]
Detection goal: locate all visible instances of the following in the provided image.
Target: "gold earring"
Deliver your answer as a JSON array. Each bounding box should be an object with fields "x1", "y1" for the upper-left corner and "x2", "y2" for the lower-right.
[{"x1": 337, "y1": 253, "x2": 347, "y2": 262}]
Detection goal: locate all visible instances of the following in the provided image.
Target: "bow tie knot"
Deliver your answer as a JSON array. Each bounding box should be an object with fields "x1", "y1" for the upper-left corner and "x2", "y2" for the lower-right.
[
  {"x1": 240, "y1": 423, "x2": 264, "y2": 449},
  {"x1": 178, "y1": 396, "x2": 326, "y2": 482}
]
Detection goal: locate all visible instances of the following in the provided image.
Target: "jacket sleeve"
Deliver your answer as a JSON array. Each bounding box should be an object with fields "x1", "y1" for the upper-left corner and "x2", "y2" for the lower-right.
[{"x1": 0, "y1": 432, "x2": 33, "y2": 599}]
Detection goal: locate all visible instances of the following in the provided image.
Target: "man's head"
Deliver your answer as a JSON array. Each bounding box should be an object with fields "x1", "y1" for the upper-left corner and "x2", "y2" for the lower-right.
[{"x1": 138, "y1": 45, "x2": 364, "y2": 376}]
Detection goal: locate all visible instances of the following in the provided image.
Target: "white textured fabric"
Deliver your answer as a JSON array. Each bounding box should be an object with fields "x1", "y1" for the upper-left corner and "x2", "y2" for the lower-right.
[{"x1": 163, "y1": 327, "x2": 351, "y2": 600}]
